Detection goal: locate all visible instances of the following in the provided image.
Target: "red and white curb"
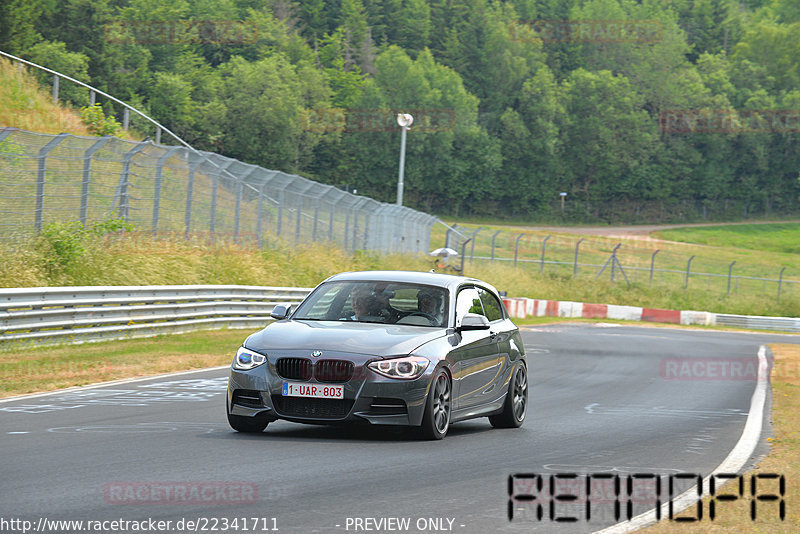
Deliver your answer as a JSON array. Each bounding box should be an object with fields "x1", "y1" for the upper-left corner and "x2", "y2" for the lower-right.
[{"x1": 501, "y1": 297, "x2": 715, "y2": 326}]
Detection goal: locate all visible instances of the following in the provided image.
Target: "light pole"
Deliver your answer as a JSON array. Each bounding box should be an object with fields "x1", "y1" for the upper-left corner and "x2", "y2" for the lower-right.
[{"x1": 396, "y1": 113, "x2": 413, "y2": 206}]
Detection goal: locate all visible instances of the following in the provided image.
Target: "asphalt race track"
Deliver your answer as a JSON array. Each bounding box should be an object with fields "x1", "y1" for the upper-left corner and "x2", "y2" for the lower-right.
[{"x1": 2, "y1": 324, "x2": 798, "y2": 534}]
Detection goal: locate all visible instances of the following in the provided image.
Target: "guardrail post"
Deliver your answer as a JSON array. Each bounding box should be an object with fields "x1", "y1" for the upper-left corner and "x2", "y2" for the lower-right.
[
  {"x1": 469, "y1": 228, "x2": 482, "y2": 264},
  {"x1": 540, "y1": 235, "x2": 551, "y2": 273},
  {"x1": 35, "y1": 133, "x2": 68, "y2": 232},
  {"x1": 52, "y1": 74, "x2": 59, "y2": 104},
  {"x1": 650, "y1": 249, "x2": 660, "y2": 286},
  {"x1": 80, "y1": 136, "x2": 111, "y2": 227},
  {"x1": 727, "y1": 261, "x2": 736, "y2": 296},
  {"x1": 513, "y1": 233, "x2": 524, "y2": 268},
  {"x1": 685, "y1": 255, "x2": 696, "y2": 289},
  {"x1": 778, "y1": 267, "x2": 786, "y2": 302},
  {"x1": 573, "y1": 238, "x2": 584, "y2": 277},
  {"x1": 89, "y1": 90, "x2": 96, "y2": 106},
  {"x1": 155, "y1": 127, "x2": 161, "y2": 144},
  {"x1": 123, "y1": 108, "x2": 130, "y2": 131},
  {"x1": 490, "y1": 230, "x2": 502, "y2": 261}
]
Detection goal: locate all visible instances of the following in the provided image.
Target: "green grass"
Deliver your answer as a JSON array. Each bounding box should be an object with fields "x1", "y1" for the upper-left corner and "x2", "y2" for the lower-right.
[
  {"x1": 655, "y1": 223, "x2": 800, "y2": 255},
  {"x1": 0, "y1": 328, "x2": 246, "y2": 397}
]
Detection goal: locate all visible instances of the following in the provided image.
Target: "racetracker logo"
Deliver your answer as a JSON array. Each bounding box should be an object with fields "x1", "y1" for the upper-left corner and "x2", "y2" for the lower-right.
[
  {"x1": 660, "y1": 358, "x2": 770, "y2": 381},
  {"x1": 660, "y1": 110, "x2": 800, "y2": 134},
  {"x1": 300, "y1": 109, "x2": 456, "y2": 133},
  {"x1": 103, "y1": 20, "x2": 260, "y2": 45},
  {"x1": 103, "y1": 482, "x2": 258, "y2": 505},
  {"x1": 511, "y1": 20, "x2": 663, "y2": 44}
]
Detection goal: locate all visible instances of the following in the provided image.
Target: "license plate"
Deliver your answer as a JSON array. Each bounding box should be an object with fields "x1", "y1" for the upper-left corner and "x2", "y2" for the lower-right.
[{"x1": 282, "y1": 382, "x2": 344, "y2": 399}]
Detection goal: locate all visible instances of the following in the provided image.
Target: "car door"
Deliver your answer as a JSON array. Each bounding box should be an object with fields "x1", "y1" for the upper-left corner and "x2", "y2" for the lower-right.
[
  {"x1": 451, "y1": 286, "x2": 502, "y2": 413},
  {"x1": 476, "y1": 286, "x2": 517, "y2": 405}
]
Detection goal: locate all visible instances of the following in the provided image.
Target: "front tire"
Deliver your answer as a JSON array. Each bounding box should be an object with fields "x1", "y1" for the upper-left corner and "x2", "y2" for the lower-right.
[
  {"x1": 489, "y1": 362, "x2": 527, "y2": 429},
  {"x1": 227, "y1": 399, "x2": 269, "y2": 433},
  {"x1": 421, "y1": 368, "x2": 451, "y2": 440}
]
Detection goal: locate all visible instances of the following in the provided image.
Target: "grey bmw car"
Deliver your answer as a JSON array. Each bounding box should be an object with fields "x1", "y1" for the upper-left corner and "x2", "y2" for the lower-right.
[{"x1": 226, "y1": 270, "x2": 527, "y2": 439}]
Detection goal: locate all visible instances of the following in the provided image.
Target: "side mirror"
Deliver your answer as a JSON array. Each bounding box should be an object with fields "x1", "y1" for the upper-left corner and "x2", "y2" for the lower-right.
[
  {"x1": 270, "y1": 304, "x2": 292, "y2": 320},
  {"x1": 457, "y1": 313, "x2": 490, "y2": 331}
]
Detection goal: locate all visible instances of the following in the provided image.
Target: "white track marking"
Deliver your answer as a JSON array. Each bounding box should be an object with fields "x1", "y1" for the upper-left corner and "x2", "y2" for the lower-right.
[{"x1": 594, "y1": 345, "x2": 770, "y2": 533}]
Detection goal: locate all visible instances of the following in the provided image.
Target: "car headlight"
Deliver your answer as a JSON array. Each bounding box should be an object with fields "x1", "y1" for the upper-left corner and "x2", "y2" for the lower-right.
[
  {"x1": 233, "y1": 346, "x2": 267, "y2": 370},
  {"x1": 368, "y1": 356, "x2": 429, "y2": 380}
]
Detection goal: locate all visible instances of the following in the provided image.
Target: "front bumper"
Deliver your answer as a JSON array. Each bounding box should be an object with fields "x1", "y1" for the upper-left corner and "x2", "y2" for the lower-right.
[{"x1": 227, "y1": 350, "x2": 435, "y2": 427}]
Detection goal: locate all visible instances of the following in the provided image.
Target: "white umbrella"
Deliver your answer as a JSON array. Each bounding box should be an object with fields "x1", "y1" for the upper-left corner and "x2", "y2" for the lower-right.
[{"x1": 429, "y1": 247, "x2": 458, "y2": 258}]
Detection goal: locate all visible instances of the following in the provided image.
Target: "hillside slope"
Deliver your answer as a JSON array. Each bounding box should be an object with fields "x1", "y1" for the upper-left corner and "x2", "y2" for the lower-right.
[{"x1": 0, "y1": 58, "x2": 90, "y2": 135}]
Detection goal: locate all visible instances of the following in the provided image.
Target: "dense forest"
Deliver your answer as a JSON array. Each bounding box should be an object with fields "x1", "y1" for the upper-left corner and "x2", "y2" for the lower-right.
[{"x1": 1, "y1": 0, "x2": 799, "y2": 221}]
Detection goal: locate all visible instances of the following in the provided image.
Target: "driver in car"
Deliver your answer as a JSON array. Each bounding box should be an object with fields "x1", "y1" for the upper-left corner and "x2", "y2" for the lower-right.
[{"x1": 417, "y1": 290, "x2": 441, "y2": 325}]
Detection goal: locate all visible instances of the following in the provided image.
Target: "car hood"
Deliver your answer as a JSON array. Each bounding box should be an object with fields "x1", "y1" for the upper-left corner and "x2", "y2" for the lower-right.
[{"x1": 244, "y1": 320, "x2": 446, "y2": 358}]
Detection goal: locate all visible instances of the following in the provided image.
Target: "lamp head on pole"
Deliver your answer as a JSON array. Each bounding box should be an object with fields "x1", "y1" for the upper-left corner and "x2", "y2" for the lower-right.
[{"x1": 396, "y1": 113, "x2": 414, "y2": 129}]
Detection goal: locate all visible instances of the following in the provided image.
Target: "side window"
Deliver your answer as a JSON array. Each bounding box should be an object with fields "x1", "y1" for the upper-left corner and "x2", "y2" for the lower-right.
[
  {"x1": 455, "y1": 287, "x2": 484, "y2": 323},
  {"x1": 477, "y1": 287, "x2": 503, "y2": 322}
]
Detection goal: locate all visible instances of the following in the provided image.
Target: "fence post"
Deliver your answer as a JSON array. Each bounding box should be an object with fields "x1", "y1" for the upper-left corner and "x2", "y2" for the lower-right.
[
  {"x1": 35, "y1": 133, "x2": 69, "y2": 233},
  {"x1": 52, "y1": 74, "x2": 59, "y2": 104},
  {"x1": 778, "y1": 267, "x2": 786, "y2": 302},
  {"x1": 234, "y1": 178, "x2": 243, "y2": 243},
  {"x1": 460, "y1": 238, "x2": 471, "y2": 274},
  {"x1": 209, "y1": 164, "x2": 219, "y2": 238},
  {"x1": 277, "y1": 189, "x2": 285, "y2": 236},
  {"x1": 727, "y1": 261, "x2": 736, "y2": 296},
  {"x1": 81, "y1": 136, "x2": 111, "y2": 227},
  {"x1": 312, "y1": 201, "x2": 320, "y2": 242},
  {"x1": 89, "y1": 90, "x2": 96, "y2": 106},
  {"x1": 328, "y1": 202, "x2": 336, "y2": 242},
  {"x1": 256, "y1": 182, "x2": 266, "y2": 247},
  {"x1": 295, "y1": 196, "x2": 303, "y2": 245},
  {"x1": 152, "y1": 146, "x2": 179, "y2": 236},
  {"x1": 469, "y1": 228, "x2": 482, "y2": 264},
  {"x1": 685, "y1": 255, "x2": 696, "y2": 289},
  {"x1": 184, "y1": 153, "x2": 203, "y2": 239},
  {"x1": 611, "y1": 244, "x2": 621, "y2": 282},
  {"x1": 344, "y1": 210, "x2": 351, "y2": 251},
  {"x1": 116, "y1": 142, "x2": 146, "y2": 223},
  {"x1": 573, "y1": 238, "x2": 584, "y2": 277},
  {"x1": 491, "y1": 230, "x2": 502, "y2": 262},
  {"x1": 540, "y1": 235, "x2": 551, "y2": 272},
  {"x1": 514, "y1": 233, "x2": 524, "y2": 268},
  {"x1": 650, "y1": 249, "x2": 660, "y2": 286},
  {"x1": 123, "y1": 108, "x2": 130, "y2": 131}
]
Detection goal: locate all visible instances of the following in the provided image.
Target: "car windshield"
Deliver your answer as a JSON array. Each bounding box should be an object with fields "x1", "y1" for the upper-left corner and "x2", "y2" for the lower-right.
[{"x1": 292, "y1": 281, "x2": 448, "y2": 327}]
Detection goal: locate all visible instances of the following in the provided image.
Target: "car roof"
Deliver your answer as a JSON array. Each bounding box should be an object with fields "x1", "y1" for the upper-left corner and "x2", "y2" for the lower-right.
[{"x1": 324, "y1": 270, "x2": 489, "y2": 292}]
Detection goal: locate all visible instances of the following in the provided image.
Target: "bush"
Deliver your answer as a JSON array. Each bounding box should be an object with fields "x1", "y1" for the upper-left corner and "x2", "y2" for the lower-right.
[{"x1": 79, "y1": 104, "x2": 122, "y2": 136}]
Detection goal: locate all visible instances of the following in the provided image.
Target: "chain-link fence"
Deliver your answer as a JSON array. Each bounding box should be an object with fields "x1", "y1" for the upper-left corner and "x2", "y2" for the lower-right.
[
  {"x1": 445, "y1": 224, "x2": 798, "y2": 301},
  {"x1": 0, "y1": 127, "x2": 438, "y2": 253}
]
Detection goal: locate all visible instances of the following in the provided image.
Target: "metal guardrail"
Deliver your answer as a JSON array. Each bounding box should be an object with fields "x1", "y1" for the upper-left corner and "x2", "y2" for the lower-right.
[
  {"x1": 715, "y1": 313, "x2": 800, "y2": 333},
  {"x1": 0, "y1": 285, "x2": 313, "y2": 347}
]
